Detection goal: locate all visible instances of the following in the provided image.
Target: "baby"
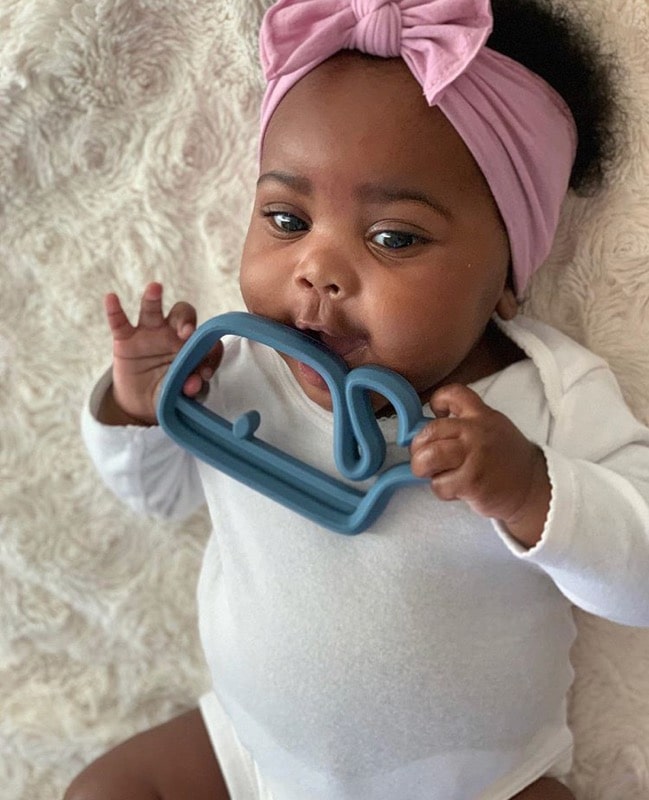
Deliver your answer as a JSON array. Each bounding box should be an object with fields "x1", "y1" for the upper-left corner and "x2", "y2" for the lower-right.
[{"x1": 66, "y1": 1, "x2": 649, "y2": 799}]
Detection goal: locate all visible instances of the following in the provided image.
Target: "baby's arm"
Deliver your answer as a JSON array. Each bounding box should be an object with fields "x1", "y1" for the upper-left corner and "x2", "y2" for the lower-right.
[
  {"x1": 514, "y1": 366, "x2": 649, "y2": 626},
  {"x1": 410, "y1": 383, "x2": 550, "y2": 549},
  {"x1": 411, "y1": 375, "x2": 649, "y2": 627},
  {"x1": 82, "y1": 283, "x2": 222, "y2": 520}
]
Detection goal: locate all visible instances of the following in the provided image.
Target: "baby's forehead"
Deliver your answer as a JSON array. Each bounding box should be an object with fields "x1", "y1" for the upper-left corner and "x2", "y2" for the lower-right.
[
  {"x1": 261, "y1": 53, "x2": 486, "y2": 190},
  {"x1": 266, "y1": 54, "x2": 445, "y2": 146}
]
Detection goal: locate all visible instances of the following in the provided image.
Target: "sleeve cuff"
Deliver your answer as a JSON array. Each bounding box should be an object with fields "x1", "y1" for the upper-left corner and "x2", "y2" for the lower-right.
[
  {"x1": 493, "y1": 445, "x2": 577, "y2": 565},
  {"x1": 81, "y1": 367, "x2": 180, "y2": 514}
]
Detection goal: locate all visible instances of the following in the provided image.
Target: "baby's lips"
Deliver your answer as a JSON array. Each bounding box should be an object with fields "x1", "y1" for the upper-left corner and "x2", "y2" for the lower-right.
[{"x1": 319, "y1": 332, "x2": 367, "y2": 358}]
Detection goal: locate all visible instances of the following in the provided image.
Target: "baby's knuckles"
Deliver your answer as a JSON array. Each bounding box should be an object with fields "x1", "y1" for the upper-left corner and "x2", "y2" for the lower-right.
[{"x1": 409, "y1": 433, "x2": 447, "y2": 477}]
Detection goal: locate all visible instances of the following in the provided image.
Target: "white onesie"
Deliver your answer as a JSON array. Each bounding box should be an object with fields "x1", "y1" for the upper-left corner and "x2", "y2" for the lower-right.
[{"x1": 82, "y1": 315, "x2": 649, "y2": 799}]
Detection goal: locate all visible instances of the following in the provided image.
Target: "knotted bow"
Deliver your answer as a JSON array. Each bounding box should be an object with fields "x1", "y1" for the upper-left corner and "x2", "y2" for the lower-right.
[{"x1": 261, "y1": 0, "x2": 492, "y2": 106}]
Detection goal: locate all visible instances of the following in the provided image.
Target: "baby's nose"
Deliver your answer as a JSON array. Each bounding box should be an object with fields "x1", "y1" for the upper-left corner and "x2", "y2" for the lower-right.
[
  {"x1": 297, "y1": 271, "x2": 342, "y2": 297},
  {"x1": 294, "y1": 249, "x2": 358, "y2": 299}
]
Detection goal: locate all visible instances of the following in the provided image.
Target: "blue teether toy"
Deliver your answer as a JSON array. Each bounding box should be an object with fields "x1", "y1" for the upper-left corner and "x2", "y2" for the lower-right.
[{"x1": 157, "y1": 312, "x2": 429, "y2": 534}]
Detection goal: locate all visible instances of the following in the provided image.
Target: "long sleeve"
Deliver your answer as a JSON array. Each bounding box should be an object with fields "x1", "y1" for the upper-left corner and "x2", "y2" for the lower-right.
[
  {"x1": 81, "y1": 369, "x2": 206, "y2": 520},
  {"x1": 496, "y1": 364, "x2": 649, "y2": 627}
]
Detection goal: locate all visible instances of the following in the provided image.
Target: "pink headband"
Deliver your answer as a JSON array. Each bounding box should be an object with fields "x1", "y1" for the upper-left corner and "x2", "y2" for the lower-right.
[{"x1": 259, "y1": 0, "x2": 578, "y2": 298}]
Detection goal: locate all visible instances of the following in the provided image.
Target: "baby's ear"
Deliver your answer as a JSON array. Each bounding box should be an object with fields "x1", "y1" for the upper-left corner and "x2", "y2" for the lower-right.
[{"x1": 495, "y1": 286, "x2": 518, "y2": 321}]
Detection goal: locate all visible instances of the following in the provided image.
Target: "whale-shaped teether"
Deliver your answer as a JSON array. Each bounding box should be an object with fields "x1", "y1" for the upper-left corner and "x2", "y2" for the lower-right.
[{"x1": 157, "y1": 312, "x2": 429, "y2": 534}]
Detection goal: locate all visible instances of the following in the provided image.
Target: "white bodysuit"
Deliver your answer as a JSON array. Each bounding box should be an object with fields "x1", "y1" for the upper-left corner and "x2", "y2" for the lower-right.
[{"x1": 82, "y1": 315, "x2": 649, "y2": 800}]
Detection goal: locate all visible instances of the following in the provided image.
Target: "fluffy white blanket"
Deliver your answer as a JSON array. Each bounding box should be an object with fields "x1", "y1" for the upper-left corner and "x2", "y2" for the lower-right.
[{"x1": 1, "y1": 1, "x2": 648, "y2": 798}]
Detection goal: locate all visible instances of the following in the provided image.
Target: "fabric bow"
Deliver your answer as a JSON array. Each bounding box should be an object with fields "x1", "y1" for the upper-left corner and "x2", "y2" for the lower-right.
[{"x1": 260, "y1": 0, "x2": 493, "y2": 106}]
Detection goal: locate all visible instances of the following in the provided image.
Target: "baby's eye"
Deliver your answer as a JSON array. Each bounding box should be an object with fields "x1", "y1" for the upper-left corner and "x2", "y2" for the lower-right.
[
  {"x1": 266, "y1": 211, "x2": 309, "y2": 233},
  {"x1": 371, "y1": 231, "x2": 423, "y2": 249}
]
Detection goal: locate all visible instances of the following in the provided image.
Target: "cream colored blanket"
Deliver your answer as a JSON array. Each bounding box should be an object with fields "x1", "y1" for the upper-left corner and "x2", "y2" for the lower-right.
[{"x1": 1, "y1": 1, "x2": 648, "y2": 798}]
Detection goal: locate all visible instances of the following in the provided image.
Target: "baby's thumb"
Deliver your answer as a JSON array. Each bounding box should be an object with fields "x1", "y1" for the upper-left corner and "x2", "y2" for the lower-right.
[{"x1": 429, "y1": 383, "x2": 486, "y2": 419}]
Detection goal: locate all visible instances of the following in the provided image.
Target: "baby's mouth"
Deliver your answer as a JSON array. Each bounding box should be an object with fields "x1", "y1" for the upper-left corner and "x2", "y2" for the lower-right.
[
  {"x1": 301, "y1": 328, "x2": 367, "y2": 365},
  {"x1": 287, "y1": 323, "x2": 370, "y2": 403}
]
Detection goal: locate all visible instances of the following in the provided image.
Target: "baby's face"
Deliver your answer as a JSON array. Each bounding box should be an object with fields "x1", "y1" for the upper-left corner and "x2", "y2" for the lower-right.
[{"x1": 240, "y1": 53, "x2": 513, "y2": 412}]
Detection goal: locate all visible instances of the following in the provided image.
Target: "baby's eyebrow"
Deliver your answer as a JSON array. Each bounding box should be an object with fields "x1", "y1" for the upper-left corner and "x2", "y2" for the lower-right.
[
  {"x1": 356, "y1": 183, "x2": 453, "y2": 221},
  {"x1": 256, "y1": 172, "x2": 453, "y2": 221},
  {"x1": 257, "y1": 171, "x2": 312, "y2": 195}
]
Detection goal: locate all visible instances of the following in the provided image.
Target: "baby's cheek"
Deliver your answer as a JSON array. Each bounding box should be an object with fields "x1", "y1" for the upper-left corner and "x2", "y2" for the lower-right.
[{"x1": 238, "y1": 259, "x2": 269, "y2": 313}]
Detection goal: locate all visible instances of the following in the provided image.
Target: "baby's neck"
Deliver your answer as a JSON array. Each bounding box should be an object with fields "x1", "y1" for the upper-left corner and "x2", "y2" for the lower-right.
[
  {"x1": 374, "y1": 319, "x2": 526, "y2": 418},
  {"x1": 422, "y1": 318, "x2": 526, "y2": 404},
  {"x1": 470, "y1": 317, "x2": 526, "y2": 380}
]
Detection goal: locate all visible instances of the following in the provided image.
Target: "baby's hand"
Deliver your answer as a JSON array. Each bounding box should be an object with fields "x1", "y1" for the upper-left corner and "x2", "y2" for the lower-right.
[
  {"x1": 410, "y1": 384, "x2": 551, "y2": 549},
  {"x1": 104, "y1": 282, "x2": 223, "y2": 426}
]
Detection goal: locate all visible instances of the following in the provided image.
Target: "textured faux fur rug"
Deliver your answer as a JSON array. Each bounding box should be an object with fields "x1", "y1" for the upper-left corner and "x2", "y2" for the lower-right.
[{"x1": 1, "y1": 1, "x2": 648, "y2": 798}]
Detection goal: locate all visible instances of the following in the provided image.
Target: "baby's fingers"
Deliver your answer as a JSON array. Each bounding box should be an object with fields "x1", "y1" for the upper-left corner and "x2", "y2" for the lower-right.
[
  {"x1": 182, "y1": 342, "x2": 224, "y2": 398},
  {"x1": 137, "y1": 282, "x2": 166, "y2": 329},
  {"x1": 182, "y1": 373, "x2": 205, "y2": 398},
  {"x1": 411, "y1": 438, "x2": 466, "y2": 480},
  {"x1": 167, "y1": 301, "x2": 198, "y2": 340},
  {"x1": 197, "y1": 341, "x2": 224, "y2": 380},
  {"x1": 105, "y1": 292, "x2": 135, "y2": 341}
]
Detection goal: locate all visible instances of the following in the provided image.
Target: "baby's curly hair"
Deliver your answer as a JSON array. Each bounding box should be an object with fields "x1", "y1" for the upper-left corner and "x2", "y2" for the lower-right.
[{"x1": 487, "y1": 0, "x2": 620, "y2": 195}]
